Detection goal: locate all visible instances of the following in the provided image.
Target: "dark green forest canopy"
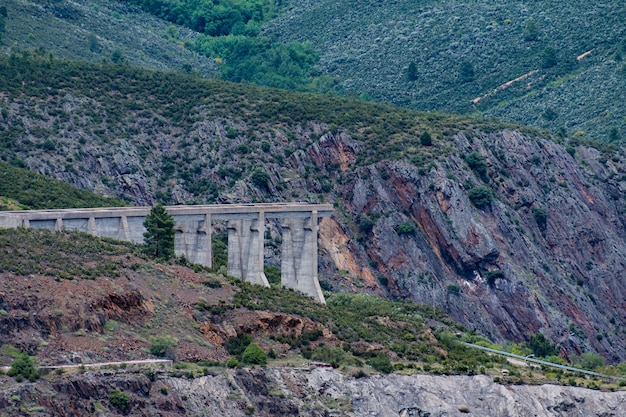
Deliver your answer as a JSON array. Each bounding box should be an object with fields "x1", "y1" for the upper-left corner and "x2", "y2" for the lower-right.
[
  {"x1": 122, "y1": 0, "x2": 320, "y2": 90},
  {"x1": 123, "y1": 0, "x2": 275, "y2": 36}
]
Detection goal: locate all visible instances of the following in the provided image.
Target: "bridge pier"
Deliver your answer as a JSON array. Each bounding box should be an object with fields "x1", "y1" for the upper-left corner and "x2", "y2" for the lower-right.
[
  {"x1": 281, "y1": 211, "x2": 325, "y2": 303},
  {"x1": 227, "y1": 212, "x2": 269, "y2": 287}
]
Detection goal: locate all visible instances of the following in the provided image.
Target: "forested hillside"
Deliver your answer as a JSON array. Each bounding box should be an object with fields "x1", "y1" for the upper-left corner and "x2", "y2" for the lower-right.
[
  {"x1": 264, "y1": 0, "x2": 626, "y2": 141},
  {"x1": 4, "y1": 0, "x2": 625, "y2": 141}
]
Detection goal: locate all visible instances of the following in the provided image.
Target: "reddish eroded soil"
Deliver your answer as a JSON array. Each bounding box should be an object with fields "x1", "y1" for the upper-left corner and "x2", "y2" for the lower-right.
[{"x1": 0, "y1": 230, "x2": 336, "y2": 367}]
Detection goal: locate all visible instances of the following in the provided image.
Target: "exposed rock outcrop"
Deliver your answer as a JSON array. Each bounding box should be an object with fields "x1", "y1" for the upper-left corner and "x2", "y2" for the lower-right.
[{"x1": 1, "y1": 368, "x2": 625, "y2": 416}]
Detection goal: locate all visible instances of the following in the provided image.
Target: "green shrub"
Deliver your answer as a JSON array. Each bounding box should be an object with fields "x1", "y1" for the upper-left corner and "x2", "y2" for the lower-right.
[
  {"x1": 458, "y1": 61, "x2": 475, "y2": 83},
  {"x1": 7, "y1": 353, "x2": 39, "y2": 382},
  {"x1": 528, "y1": 332, "x2": 557, "y2": 358},
  {"x1": 524, "y1": 20, "x2": 540, "y2": 41},
  {"x1": 576, "y1": 352, "x2": 605, "y2": 371},
  {"x1": 149, "y1": 335, "x2": 178, "y2": 358},
  {"x1": 251, "y1": 169, "x2": 270, "y2": 189},
  {"x1": 202, "y1": 279, "x2": 222, "y2": 289},
  {"x1": 109, "y1": 390, "x2": 130, "y2": 413},
  {"x1": 396, "y1": 221, "x2": 417, "y2": 235},
  {"x1": 264, "y1": 265, "x2": 281, "y2": 287},
  {"x1": 407, "y1": 62, "x2": 418, "y2": 81},
  {"x1": 226, "y1": 334, "x2": 253, "y2": 357},
  {"x1": 541, "y1": 47, "x2": 558, "y2": 69},
  {"x1": 226, "y1": 357, "x2": 240, "y2": 368},
  {"x1": 420, "y1": 131, "x2": 432, "y2": 146},
  {"x1": 465, "y1": 152, "x2": 488, "y2": 180},
  {"x1": 226, "y1": 127, "x2": 238, "y2": 138},
  {"x1": 446, "y1": 284, "x2": 461, "y2": 295},
  {"x1": 468, "y1": 186, "x2": 493, "y2": 208},
  {"x1": 311, "y1": 344, "x2": 346, "y2": 368},
  {"x1": 241, "y1": 343, "x2": 267, "y2": 365},
  {"x1": 485, "y1": 270, "x2": 504, "y2": 286},
  {"x1": 369, "y1": 353, "x2": 393, "y2": 374},
  {"x1": 533, "y1": 207, "x2": 548, "y2": 230}
]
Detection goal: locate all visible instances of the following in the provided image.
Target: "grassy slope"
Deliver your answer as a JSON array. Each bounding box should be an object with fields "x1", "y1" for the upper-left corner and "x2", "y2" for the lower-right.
[
  {"x1": 263, "y1": 0, "x2": 626, "y2": 142},
  {"x1": 0, "y1": 161, "x2": 126, "y2": 209},
  {"x1": 0, "y1": 227, "x2": 493, "y2": 374}
]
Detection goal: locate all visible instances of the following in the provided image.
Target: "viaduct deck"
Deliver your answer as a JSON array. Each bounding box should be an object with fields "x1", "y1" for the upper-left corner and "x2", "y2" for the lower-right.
[{"x1": 0, "y1": 203, "x2": 333, "y2": 303}]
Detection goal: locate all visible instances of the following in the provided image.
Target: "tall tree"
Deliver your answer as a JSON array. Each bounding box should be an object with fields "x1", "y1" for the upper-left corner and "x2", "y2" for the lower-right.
[{"x1": 143, "y1": 205, "x2": 175, "y2": 259}]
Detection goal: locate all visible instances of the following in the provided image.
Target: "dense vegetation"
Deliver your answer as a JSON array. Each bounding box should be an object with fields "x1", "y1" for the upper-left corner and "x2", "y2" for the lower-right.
[
  {"x1": 0, "y1": 161, "x2": 126, "y2": 210},
  {"x1": 123, "y1": 0, "x2": 322, "y2": 90},
  {"x1": 3, "y1": 0, "x2": 626, "y2": 141},
  {"x1": 124, "y1": 0, "x2": 274, "y2": 36}
]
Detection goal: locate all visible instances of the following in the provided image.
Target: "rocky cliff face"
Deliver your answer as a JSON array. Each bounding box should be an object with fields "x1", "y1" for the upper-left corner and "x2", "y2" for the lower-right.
[
  {"x1": 1, "y1": 367, "x2": 625, "y2": 417},
  {"x1": 314, "y1": 131, "x2": 626, "y2": 362}
]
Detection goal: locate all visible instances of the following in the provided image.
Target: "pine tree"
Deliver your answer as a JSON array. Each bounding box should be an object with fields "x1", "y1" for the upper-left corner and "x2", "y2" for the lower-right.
[{"x1": 143, "y1": 205, "x2": 175, "y2": 259}]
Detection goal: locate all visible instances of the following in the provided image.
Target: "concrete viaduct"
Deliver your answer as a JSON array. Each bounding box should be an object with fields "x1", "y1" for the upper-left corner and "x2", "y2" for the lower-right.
[{"x1": 0, "y1": 203, "x2": 333, "y2": 303}]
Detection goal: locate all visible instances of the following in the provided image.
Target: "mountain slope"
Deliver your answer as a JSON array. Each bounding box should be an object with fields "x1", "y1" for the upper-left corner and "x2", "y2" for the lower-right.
[
  {"x1": 263, "y1": 0, "x2": 626, "y2": 142},
  {"x1": 1, "y1": 0, "x2": 217, "y2": 76},
  {"x1": 1, "y1": 55, "x2": 626, "y2": 363}
]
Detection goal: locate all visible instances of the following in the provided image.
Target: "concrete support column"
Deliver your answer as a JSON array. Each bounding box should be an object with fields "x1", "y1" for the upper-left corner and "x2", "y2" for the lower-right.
[
  {"x1": 227, "y1": 214, "x2": 269, "y2": 287},
  {"x1": 87, "y1": 217, "x2": 97, "y2": 236},
  {"x1": 197, "y1": 213, "x2": 212, "y2": 268},
  {"x1": 281, "y1": 211, "x2": 325, "y2": 304},
  {"x1": 173, "y1": 216, "x2": 212, "y2": 267},
  {"x1": 120, "y1": 215, "x2": 130, "y2": 241}
]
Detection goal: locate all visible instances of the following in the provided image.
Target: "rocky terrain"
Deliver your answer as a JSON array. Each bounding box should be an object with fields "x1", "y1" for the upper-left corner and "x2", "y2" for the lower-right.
[
  {"x1": 1, "y1": 56, "x2": 626, "y2": 363},
  {"x1": 2, "y1": 367, "x2": 626, "y2": 416}
]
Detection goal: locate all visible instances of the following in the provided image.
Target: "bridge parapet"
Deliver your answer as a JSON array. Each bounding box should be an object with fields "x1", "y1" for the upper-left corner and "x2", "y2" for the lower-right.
[{"x1": 0, "y1": 203, "x2": 333, "y2": 303}]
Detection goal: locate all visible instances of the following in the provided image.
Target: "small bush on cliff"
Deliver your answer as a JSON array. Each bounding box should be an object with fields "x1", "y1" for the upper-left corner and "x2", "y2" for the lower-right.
[
  {"x1": 7, "y1": 353, "x2": 39, "y2": 382},
  {"x1": 251, "y1": 169, "x2": 270, "y2": 190},
  {"x1": 241, "y1": 343, "x2": 267, "y2": 365},
  {"x1": 311, "y1": 344, "x2": 346, "y2": 368},
  {"x1": 397, "y1": 221, "x2": 417, "y2": 235},
  {"x1": 226, "y1": 333, "x2": 255, "y2": 359},
  {"x1": 109, "y1": 389, "x2": 130, "y2": 413},
  {"x1": 485, "y1": 270, "x2": 504, "y2": 286},
  {"x1": 226, "y1": 357, "x2": 240, "y2": 368},
  {"x1": 533, "y1": 207, "x2": 548, "y2": 231},
  {"x1": 150, "y1": 335, "x2": 178, "y2": 358},
  {"x1": 468, "y1": 186, "x2": 493, "y2": 208},
  {"x1": 465, "y1": 152, "x2": 488, "y2": 180}
]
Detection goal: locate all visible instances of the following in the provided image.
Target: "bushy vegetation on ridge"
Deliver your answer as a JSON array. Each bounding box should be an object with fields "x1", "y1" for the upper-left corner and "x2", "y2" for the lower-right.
[
  {"x1": 0, "y1": 52, "x2": 542, "y2": 206},
  {"x1": 0, "y1": 161, "x2": 126, "y2": 210}
]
